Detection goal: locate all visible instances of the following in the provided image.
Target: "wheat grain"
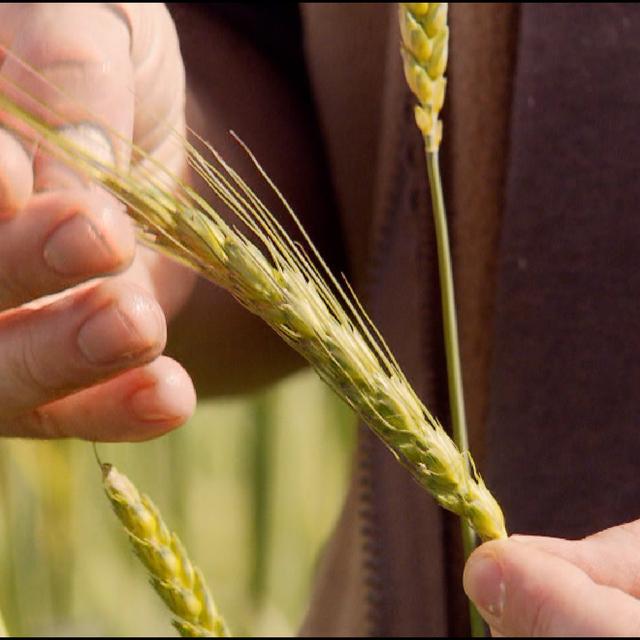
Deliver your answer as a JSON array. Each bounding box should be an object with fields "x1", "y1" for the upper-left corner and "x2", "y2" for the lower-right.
[
  {"x1": 102, "y1": 463, "x2": 230, "y2": 637},
  {"x1": 0, "y1": 66, "x2": 506, "y2": 541}
]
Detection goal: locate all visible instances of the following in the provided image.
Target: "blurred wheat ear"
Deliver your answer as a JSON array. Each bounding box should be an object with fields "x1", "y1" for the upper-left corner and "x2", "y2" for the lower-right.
[
  {"x1": 0, "y1": 45, "x2": 506, "y2": 543},
  {"x1": 102, "y1": 463, "x2": 230, "y2": 638}
]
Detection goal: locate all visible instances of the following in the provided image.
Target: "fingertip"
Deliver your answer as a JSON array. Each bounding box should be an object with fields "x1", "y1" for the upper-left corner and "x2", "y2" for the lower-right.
[
  {"x1": 76, "y1": 281, "x2": 167, "y2": 368},
  {"x1": 88, "y1": 191, "x2": 137, "y2": 273},
  {"x1": 0, "y1": 128, "x2": 33, "y2": 218},
  {"x1": 126, "y1": 356, "x2": 196, "y2": 439},
  {"x1": 42, "y1": 194, "x2": 136, "y2": 279},
  {"x1": 33, "y1": 123, "x2": 118, "y2": 193},
  {"x1": 463, "y1": 544, "x2": 506, "y2": 620},
  {"x1": 15, "y1": 357, "x2": 196, "y2": 442}
]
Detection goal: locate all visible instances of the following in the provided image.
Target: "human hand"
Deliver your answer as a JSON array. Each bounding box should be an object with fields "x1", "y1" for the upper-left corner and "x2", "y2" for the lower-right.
[
  {"x1": 0, "y1": 3, "x2": 197, "y2": 441},
  {"x1": 463, "y1": 519, "x2": 640, "y2": 636}
]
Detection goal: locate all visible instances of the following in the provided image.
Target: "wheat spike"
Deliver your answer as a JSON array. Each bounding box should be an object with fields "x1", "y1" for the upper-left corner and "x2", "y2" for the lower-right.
[
  {"x1": 102, "y1": 463, "x2": 231, "y2": 637},
  {"x1": 399, "y1": 3, "x2": 448, "y2": 151},
  {"x1": 0, "y1": 64, "x2": 506, "y2": 541}
]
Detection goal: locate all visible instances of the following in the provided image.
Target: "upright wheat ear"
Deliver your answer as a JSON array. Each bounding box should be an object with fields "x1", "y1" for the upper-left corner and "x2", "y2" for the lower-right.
[
  {"x1": 399, "y1": 4, "x2": 493, "y2": 635},
  {"x1": 102, "y1": 463, "x2": 230, "y2": 637},
  {"x1": 0, "y1": 56, "x2": 506, "y2": 541},
  {"x1": 399, "y1": 3, "x2": 448, "y2": 152}
]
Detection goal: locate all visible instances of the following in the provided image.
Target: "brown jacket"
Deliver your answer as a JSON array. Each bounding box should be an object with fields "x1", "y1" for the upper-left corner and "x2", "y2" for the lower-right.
[
  {"x1": 300, "y1": 3, "x2": 640, "y2": 636},
  {"x1": 170, "y1": 3, "x2": 640, "y2": 636}
]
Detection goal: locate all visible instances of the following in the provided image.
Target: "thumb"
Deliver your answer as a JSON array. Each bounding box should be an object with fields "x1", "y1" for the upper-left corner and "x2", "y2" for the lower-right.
[
  {"x1": 463, "y1": 538, "x2": 640, "y2": 636},
  {"x1": 0, "y1": 3, "x2": 134, "y2": 197}
]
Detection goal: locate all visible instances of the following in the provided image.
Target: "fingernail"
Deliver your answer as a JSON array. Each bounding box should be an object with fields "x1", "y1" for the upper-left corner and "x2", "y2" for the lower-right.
[
  {"x1": 44, "y1": 214, "x2": 113, "y2": 276},
  {"x1": 58, "y1": 124, "x2": 115, "y2": 166},
  {"x1": 34, "y1": 160, "x2": 87, "y2": 192},
  {"x1": 463, "y1": 551, "x2": 506, "y2": 619},
  {"x1": 128, "y1": 383, "x2": 184, "y2": 423},
  {"x1": 44, "y1": 202, "x2": 133, "y2": 277},
  {"x1": 77, "y1": 295, "x2": 165, "y2": 365},
  {"x1": 128, "y1": 359, "x2": 196, "y2": 423},
  {"x1": 35, "y1": 124, "x2": 116, "y2": 192}
]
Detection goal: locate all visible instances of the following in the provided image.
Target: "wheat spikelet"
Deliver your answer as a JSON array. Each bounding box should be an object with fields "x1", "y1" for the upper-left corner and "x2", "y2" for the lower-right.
[
  {"x1": 102, "y1": 463, "x2": 230, "y2": 637},
  {"x1": 399, "y1": 3, "x2": 448, "y2": 151},
  {"x1": 0, "y1": 64, "x2": 506, "y2": 541}
]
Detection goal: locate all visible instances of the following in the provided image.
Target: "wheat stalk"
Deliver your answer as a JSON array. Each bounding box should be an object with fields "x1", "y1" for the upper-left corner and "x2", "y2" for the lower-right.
[
  {"x1": 398, "y1": 4, "x2": 490, "y2": 635},
  {"x1": 102, "y1": 463, "x2": 230, "y2": 637},
  {"x1": 0, "y1": 61, "x2": 506, "y2": 541}
]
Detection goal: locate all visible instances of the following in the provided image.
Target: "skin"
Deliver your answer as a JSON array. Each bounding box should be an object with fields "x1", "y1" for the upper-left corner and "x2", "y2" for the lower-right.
[
  {"x1": 0, "y1": 3, "x2": 339, "y2": 438},
  {"x1": 0, "y1": 3, "x2": 198, "y2": 440},
  {"x1": 1, "y1": 3, "x2": 634, "y2": 635},
  {"x1": 464, "y1": 519, "x2": 640, "y2": 636}
]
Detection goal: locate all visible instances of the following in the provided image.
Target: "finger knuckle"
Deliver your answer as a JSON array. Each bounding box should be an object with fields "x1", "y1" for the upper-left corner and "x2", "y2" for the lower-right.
[
  {"x1": 10, "y1": 318, "x2": 61, "y2": 399},
  {"x1": 0, "y1": 269, "x2": 22, "y2": 309},
  {"x1": 11, "y1": 407, "x2": 64, "y2": 439}
]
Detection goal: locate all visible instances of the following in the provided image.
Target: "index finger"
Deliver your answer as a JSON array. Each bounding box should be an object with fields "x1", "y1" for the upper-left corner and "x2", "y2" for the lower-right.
[{"x1": 513, "y1": 520, "x2": 640, "y2": 599}]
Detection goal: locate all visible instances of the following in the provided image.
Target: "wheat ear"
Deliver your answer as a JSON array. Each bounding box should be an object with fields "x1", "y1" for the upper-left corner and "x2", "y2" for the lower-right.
[
  {"x1": 0, "y1": 64, "x2": 506, "y2": 542},
  {"x1": 102, "y1": 463, "x2": 230, "y2": 637},
  {"x1": 399, "y1": 3, "x2": 448, "y2": 152}
]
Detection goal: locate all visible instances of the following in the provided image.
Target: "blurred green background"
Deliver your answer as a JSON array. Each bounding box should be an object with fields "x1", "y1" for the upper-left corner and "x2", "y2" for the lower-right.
[{"x1": 0, "y1": 369, "x2": 355, "y2": 636}]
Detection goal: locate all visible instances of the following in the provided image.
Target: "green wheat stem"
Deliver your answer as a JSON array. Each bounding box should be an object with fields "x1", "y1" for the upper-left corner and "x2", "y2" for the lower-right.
[
  {"x1": 426, "y1": 150, "x2": 485, "y2": 637},
  {"x1": 399, "y1": 2, "x2": 488, "y2": 635},
  {"x1": 426, "y1": 151, "x2": 471, "y2": 510}
]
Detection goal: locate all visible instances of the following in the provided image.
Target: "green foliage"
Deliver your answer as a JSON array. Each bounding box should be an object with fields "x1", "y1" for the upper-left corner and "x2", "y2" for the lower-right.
[{"x1": 0, "y1": 370, "x2": 355, "y2": 636}]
